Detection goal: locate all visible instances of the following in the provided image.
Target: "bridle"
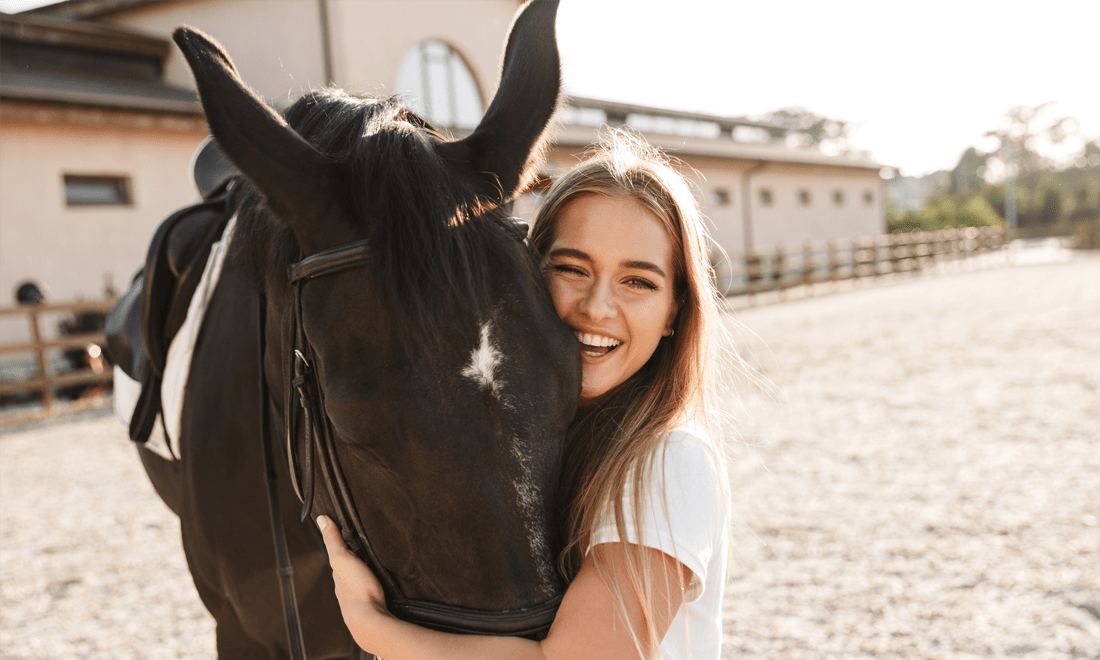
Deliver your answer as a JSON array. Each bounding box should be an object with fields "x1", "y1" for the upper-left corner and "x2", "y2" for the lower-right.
[{"x1": 259, "y1": 217, "x2": 561, "y2": 660}]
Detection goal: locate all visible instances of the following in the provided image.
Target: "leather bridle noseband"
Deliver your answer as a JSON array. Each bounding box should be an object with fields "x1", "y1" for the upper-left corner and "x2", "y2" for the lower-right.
[{"x1": 260, "y1": 218, "x2": 560, "y2": 660}]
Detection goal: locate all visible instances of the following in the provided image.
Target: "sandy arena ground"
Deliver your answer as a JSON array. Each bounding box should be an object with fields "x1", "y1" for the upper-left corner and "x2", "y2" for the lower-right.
[{"x1": 2, "y1": 253, "x2": 1098, "y2": 659}]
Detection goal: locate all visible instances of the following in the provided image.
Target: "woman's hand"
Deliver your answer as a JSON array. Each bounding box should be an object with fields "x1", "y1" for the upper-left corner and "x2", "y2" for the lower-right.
[{"x1": 317, "y1": 515, "x2": 391, "y2": 650}]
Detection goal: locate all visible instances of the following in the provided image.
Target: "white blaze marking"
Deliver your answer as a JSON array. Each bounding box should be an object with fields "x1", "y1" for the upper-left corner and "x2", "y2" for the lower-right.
[{"x1": 462, "y1": 322, "x2": 503, "y2": 396}]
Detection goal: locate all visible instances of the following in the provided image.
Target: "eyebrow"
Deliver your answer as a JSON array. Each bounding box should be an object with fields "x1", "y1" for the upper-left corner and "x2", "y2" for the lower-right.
[{"x1": 548, "y1": 247, "x2": 667, "y2": 279}]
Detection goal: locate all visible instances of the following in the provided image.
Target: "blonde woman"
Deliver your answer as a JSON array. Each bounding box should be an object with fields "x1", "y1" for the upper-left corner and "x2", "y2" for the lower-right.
[{"x1": 320, "y1": 129, "x2": 729, "y2": 660}]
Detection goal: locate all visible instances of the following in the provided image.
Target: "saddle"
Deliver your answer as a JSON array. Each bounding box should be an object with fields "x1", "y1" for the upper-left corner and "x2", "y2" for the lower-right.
[{"x1": 105, "y1": 138, "x2": 239, "y2": 444}]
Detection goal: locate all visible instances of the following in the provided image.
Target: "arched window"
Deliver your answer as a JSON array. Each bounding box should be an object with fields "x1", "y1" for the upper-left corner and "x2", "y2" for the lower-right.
[{"x1": 394, "y1": 40, "x2": 483, "y2": 129}]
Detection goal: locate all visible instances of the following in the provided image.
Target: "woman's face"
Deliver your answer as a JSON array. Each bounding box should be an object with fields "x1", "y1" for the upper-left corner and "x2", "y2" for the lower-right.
[{"x1": 545, "y1": 193, "x2": 679, "y2": 405}]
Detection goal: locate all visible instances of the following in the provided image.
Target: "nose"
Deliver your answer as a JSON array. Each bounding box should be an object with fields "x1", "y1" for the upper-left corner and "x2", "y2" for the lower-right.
[{"x1": 578, "y1": 279, "x2": 616, "y2": 321}]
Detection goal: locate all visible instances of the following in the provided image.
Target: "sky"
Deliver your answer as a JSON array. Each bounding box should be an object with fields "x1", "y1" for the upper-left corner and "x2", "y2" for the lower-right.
[
  {"x1": 4, "y1": 0, "x2": 1097, "y2": 177},
  {"x1": 554, "y1": 0, "x2": 1099, "y2": 176}
]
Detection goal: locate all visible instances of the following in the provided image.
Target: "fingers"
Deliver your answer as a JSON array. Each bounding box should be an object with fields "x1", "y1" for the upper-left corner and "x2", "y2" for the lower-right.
[
  {"x1": 315, "y1": 516, "x2": 385, "y2": 650},
  {"x1": 317, "y1": 515, "x2": 340, "y2": 550},
  {"x1": 317, "y1": 515, "x2": 362, "y2": 594},
  {"x1": 317, "y1": 515, "x2": 353, "y2": 560},
  {"x1": 317, "y1": 515, "x2": 389, "y2": 610},
  {"x1": 321, "y1": 514, "x2": 376, "y2": 580}
]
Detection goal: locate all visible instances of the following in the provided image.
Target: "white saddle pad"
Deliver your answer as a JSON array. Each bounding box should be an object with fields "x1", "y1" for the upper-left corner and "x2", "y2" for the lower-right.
[{"x1": 114, "y1": 213, "x2": 238, "y2": 460}]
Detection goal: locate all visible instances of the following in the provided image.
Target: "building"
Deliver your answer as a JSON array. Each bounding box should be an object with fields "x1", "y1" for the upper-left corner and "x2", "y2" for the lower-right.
[
  {"x1": 2, "y1": 0, "x2": 884, "y2": 308},
  {"x1": 0, "y1": 9, "x2": 206, "y2": 306},
  {"x1": 542, "y1": 96, "x2": 885, "y2": 279}
]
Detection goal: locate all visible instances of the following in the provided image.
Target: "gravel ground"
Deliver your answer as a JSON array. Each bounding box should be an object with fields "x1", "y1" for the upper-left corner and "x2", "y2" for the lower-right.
[
  {"x1": 720, "y1": 253, "x2": 1100, "y2": 658},
  {"x1": 2, "y1": 253, "x2": 1098, "y2": 659}
]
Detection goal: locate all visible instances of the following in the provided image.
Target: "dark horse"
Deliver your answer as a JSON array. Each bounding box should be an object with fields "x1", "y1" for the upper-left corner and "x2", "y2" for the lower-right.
[{"x1": 136, "y1": 1, "x2": 580, "y2": 657}]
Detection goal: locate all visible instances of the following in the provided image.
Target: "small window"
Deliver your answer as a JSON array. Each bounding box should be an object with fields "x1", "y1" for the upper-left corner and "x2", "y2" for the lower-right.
[
  {"x1": 863, "y1": 190, "x2": 874, "y2": 206},
  {"x1": 798, "y1": 189, "x2": 811, "y2": 206},
  {"x1": 64, "y1": 175, "x2": 132, "y2": 206},
  {"x1": 713, "y1": 188, "x2": 731, "y2": 206},
  {"x1": 833, "y1": 189, "x2": 845, "y2": 206},
  {"x1": 758, "y1": 188, "x2": 773, "y2": 206}
]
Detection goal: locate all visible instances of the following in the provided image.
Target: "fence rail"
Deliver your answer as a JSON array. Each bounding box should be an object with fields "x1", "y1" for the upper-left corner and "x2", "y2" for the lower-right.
[
  {"x1": 717, "y1": 226, "x2": 1005, "y2": 297},
  {"x1": 0, "y1": 299, "x2": 116, "y2": 413}
]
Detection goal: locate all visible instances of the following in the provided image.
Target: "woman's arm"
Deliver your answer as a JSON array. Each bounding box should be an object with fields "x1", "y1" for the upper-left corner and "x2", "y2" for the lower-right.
[{"x1": 318, "y1": 515, "x2": 690, "y2": 660}]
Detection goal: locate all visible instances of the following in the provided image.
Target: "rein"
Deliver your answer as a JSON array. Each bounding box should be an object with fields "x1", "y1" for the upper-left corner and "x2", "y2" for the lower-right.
[{"x1": 260, "y1": 217, "x2": 561, "y2": 658}]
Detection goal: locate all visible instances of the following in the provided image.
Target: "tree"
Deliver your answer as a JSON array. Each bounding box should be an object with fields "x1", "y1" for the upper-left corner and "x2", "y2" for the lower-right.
[
  {"x1": 1038, "y1": 189, "x2": 1062, "y2": 225},
  {"x1": 971, "y1": 104, "x2": 1092, "y2": 234},
  {"x1": 756, "y1": 107, "x2": 862, "y2": 157},
  {"x1": 982, "y1": 102, "x2": 1081, "y2": 178},
  {"x1": 950, "y1": 146, "x2": 988, "y2": 196},
  {"x1": 888, "y1": 194, "x2": 1002, "y2": 233},
  {"x1": 1083, "y1": 139, "x2": 1100, "y2": 167}
]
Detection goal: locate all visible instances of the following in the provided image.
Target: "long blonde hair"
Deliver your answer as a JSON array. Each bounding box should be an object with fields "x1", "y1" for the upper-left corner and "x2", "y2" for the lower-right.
[{"x1": 528, "y1": 128, "x2": 723, "y2": 656}]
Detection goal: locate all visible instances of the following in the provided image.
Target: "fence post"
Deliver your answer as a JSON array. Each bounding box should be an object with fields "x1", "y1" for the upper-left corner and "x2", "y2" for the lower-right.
[
  {"x1": 745, "y1": 252, "x2": 760, "y2": 298},
  {"x1": 883, "y1": 233, "x2": 897, "y2": 276},
  {"x1": 931, "y1": 229, "x2": 944, "y2": 266},
  {"x1": 827, "y1": 240, "x2": 839, "y2": 290},
  {"x1": 895, "y1": 232, "x2": 909, "y2": 274},
  {"x1": 28, "y1": 307, "x2": 55, "y2": 412},
  {"x1": 915, "y1": 231, "x2": 930, "y2": 273},
  {"x1": 802, "y1": 241, "x2": 814, "y2": 291},
  {"x1": 774, "y1": 245, "x2": 786, "y2": 293}
]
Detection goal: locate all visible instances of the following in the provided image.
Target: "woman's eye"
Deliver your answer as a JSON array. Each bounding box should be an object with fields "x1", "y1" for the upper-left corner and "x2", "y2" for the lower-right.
[
  {"x1": 552, "y1": 264, "x2": 585, "y2": 276},
  {"x1": 625, "y1": 277, "x2": 658, "y2": 291}
]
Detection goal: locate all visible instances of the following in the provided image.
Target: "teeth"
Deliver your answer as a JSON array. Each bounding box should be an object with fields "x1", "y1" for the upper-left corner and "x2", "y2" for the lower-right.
[{"x1": 576, "y1": 332, "x2": 620, "y2": 348}]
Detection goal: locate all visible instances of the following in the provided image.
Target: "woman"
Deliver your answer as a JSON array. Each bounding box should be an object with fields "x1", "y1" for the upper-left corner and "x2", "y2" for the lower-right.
[{"x1": 319, "y1": 129, "x2": 729, "y2": 659}]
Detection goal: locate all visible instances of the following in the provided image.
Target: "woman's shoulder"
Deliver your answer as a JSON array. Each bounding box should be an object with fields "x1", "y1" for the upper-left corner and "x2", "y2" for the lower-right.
[
  {"x1": 665, "y1": 422, "x2": 710, "y2": 447},
  {"x1": 662, "y1": 423, "x2": 719, "y2": 468},
  {"x1": 655, "y1": 423, "x2": 725, "y2": 495}
]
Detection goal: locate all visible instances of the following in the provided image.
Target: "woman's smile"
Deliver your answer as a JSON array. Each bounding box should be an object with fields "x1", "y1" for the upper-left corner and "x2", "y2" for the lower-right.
[
  {"x1": 545, "y1": 193, "x2": 679, "y2": 404},
  {"x1": 576, "y1": 331, "x2": 621, "y2": 356}
]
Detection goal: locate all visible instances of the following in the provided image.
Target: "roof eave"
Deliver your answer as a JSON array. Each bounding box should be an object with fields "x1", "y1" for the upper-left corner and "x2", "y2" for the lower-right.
[
  {"x1": 23, "y1": 0, "x2": 166, "y2": 20},
  {"x1": 548, "y1": 124, "x2": 885, "y2": 171},
  {"x1": 1, "y1": 11, "x2": 170, "y2": 59}
]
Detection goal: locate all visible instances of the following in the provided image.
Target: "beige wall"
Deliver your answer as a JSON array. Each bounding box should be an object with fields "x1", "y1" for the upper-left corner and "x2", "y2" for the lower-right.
[
  {"x1": 0, "y1": 104, "x2": 207, "y2": 308},
  {"x1": 326, "y1": 0, "x2": 521, "y2": 102},
  {"x1": 741, "y1": 163, "x2": 884, "y2": 249},
  {"x1": 106, "y1": 0, "x2": 522, "y2": 106},
  {"x1": 106, "y1": 0, "x2": 330, "y2": 106}
]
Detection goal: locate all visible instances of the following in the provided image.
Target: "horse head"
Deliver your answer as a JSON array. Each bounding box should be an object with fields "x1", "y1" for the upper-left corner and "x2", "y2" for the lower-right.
[{"x1": 173, "y1": 0, "x2": 579, "y2": 636}]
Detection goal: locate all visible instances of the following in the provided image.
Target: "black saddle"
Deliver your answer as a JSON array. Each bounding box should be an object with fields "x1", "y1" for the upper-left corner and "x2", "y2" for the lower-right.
[{"x1": 105, "y1": 138, "x2": 238, "y2": 444}]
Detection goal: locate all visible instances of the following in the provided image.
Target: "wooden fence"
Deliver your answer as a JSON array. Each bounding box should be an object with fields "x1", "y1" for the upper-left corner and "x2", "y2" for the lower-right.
[
  {"x1": 0, "y1": 299, "x2": 116, "y2": 413},
  {"x1": 717, "y1": 226, "x2": 1006, "y2": 297}
]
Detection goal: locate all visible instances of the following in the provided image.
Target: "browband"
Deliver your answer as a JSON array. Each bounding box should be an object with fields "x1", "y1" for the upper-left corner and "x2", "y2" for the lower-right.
[
  {"x1": 287, "y1": 216, "x2": 527, "y2": 284},
  {"x1": 288, "y1": 240, "x2": 371, "y2": 283}
]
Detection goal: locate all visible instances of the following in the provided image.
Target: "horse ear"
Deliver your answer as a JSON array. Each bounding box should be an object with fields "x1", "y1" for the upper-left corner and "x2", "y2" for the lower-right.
[
  {"x1": 437, "y1": 0, "x2": 561, "y2": 206},
  {"x1": 173, "y1": 26, "x2": 347, "y2": 253}
]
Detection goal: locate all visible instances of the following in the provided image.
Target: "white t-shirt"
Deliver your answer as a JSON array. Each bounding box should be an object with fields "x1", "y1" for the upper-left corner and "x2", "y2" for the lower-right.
[{"x1": 590, "y1": 427, "x2": 728, "y2": 660}]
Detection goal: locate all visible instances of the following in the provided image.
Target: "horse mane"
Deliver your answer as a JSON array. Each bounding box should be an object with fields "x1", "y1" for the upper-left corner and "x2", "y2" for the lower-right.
[{"x1": 233, "y1": 88, "x2": 543, "y2": 346}]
